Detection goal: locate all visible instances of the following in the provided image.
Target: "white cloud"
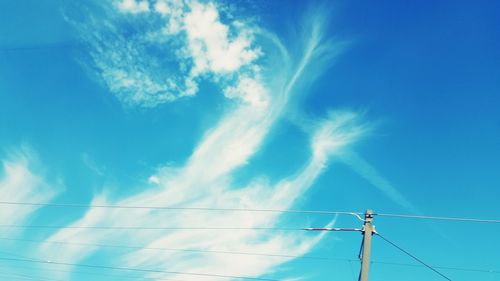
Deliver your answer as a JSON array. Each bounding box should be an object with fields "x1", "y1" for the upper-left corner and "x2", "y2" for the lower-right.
[
  {"x1": 224, "y1": 75, "x2": 269, "y2": 108},
  {"x1": 77, "y1": 0, "x2": 263, "y2": 108},
  {"x1": 312, "y1": 111, "x2": 368, "y2": 162},
  {"x1": 117, "y1": 0, "x2": 150, "y2": 14},
  {"x1": 183, "y1": 1, "x2": 260, "y2": 75},
  {"x1": 0, "y1": 148, "x2": 60, "y2": 227},
  {"x1": 37, "y1": 2, "x2": 364, "y2": 281},
  {"x1": 38, "y1": 107, "x2": 361, "y2": 280},
  {"x1": 154, "y1": 0, "x2": 186, "y2": 34},
  {"x1": 148, "y1": 175, "x2": 160, "y2": 184}
]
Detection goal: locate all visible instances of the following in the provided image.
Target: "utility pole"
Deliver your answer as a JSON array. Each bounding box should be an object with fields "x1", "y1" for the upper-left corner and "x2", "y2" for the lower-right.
[
  {"x1": 303, "y1": 209, "x2": 376, "y2": 281},
  {"x1": 359, "y1": 209, "x2": 375, "y2": 281}
]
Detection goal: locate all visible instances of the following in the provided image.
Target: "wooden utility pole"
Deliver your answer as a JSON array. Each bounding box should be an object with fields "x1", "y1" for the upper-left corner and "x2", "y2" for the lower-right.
[
  {"x1": 303, "y1": 209, "x2": 376, "y2": 281},
  {"x1": 359, "y1": 209, "x2": 375, "y2": 281}
]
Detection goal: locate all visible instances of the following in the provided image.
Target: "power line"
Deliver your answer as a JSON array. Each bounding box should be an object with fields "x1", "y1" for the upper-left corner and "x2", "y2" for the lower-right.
[
  {"x1": 372, "y1": 261, "x2": 500, "y2": 274},
  {"x1": 4, "y1": 201, "x2": 500, "y2": 224},
  {"x1": 0, "y1": 266, "x2": 189, "y2": 281},
  {"x1": 0, "y1": 237, "x2": 345, "y2": 261},
  {"x1": 2, "y1": 238, "x2": 496, "y2": 277},
  {"x1": 375, "y1": 213, "x2": 500, "y2": 224},
  {"x1": 0, "y1": 253, "x2": 68, "y2": 281},
  {"x1": 0, "y1": 225, "x2": 308, "y2": 231},
  {"x1": 0, "y1": 257, "x2": 282, "y2": 281},
  {"x1": 0, "y1": 255, "x2": 187, "y2": 281},
  {"x1": 0, "y1": 201, "x2": 362, "y2": 217},
  {"x1": 376, "y1": 233, "x2": 452, "y2": 281},
  {"x1": 0, "y1": 273, "x2": 53, "y2": 281},
  {"x1": 3, "y1": 242, "x2": 497, "y2": 277}
]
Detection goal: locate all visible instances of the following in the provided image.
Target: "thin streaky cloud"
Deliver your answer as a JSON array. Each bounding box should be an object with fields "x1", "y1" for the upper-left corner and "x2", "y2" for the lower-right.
[
  {"x1": 339, "y1": 151, "x2": 417, "y2": 212},
  {"x1": 0, "y1": 148, "x2": 61, "y2": 232},
  {"x1": 1, "y1": 1, "x2": 369, "y2": 280}
]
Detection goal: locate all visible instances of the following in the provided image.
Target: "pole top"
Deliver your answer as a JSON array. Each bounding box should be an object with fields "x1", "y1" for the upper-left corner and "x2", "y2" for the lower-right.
[{"x1": 364, "y1": 209, "x2": 374, "y2": 223}]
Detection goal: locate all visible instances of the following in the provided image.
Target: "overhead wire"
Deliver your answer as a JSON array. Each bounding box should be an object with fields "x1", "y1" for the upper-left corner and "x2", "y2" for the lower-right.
[
  {"x1": 371, "y1": 261, "x2": 500, "y2": 274},
  {"x1": 0, "y1": 256, "x2": 282, "y2": 281},
  {"x1": 374, "y1": 213, "x2": 500, "y2": 224},
  {"x1": 1, "y1": 237, "x2": 497, "y2": 277},
  {"x1": 0, "y1": 225, "x2": 310, "y2": 231},
  {"x1": 2, "y1": 200, "x2": 499, "y2": 279},
  {"x1": 376, "y1": 233, "x2": 452, "y2": 281},
  {"x1": 2, "y1": 201, "x2": 499, "y2": 224},
  {"x1": 0, "y1": 201, "x2": 362, "y2": 217},
  {"x1": 0, "y1": 273, "x2": 51, "y2": 281},
  {"x1": 0, "y1": 254, "x2": 187, "y2": 281},
  {"x1": 2, "y1": 237, "x2": 496, "y2": 275},
  {"x1": 0, "y1": 236, "x2": 345, "y2": 261}
]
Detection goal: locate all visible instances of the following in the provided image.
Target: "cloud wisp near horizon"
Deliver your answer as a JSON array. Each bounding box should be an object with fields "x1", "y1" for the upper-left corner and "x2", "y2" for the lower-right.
[{"x1": 1, "y1": 0, "x2": 373, "y2": 280}]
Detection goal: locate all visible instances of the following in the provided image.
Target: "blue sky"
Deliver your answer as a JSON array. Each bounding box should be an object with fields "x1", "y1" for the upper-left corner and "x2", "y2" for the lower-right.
[{"x1": 0, "y1": 0, "x2": 499, "y2": 280}]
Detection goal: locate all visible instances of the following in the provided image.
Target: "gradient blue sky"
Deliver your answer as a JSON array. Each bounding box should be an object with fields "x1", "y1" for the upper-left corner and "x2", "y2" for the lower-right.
[{"x1": 0, "y1": 1, "x2": 499, "y2": 281}]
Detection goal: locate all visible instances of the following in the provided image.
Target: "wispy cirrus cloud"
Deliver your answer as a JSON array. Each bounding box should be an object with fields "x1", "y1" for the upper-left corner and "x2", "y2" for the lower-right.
[
  {"x1": 0, "y1": 147, "x2": 60, "y2": 229},
  {"x1": 339, "y1": 151, "x2": 417, "y2": 212},
  {"x1": 28, "y1": 1, "x2": 368, "y2": 280},
  {"x1": 39, "y1": 112, "x2": 364, "y2": 281}
]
